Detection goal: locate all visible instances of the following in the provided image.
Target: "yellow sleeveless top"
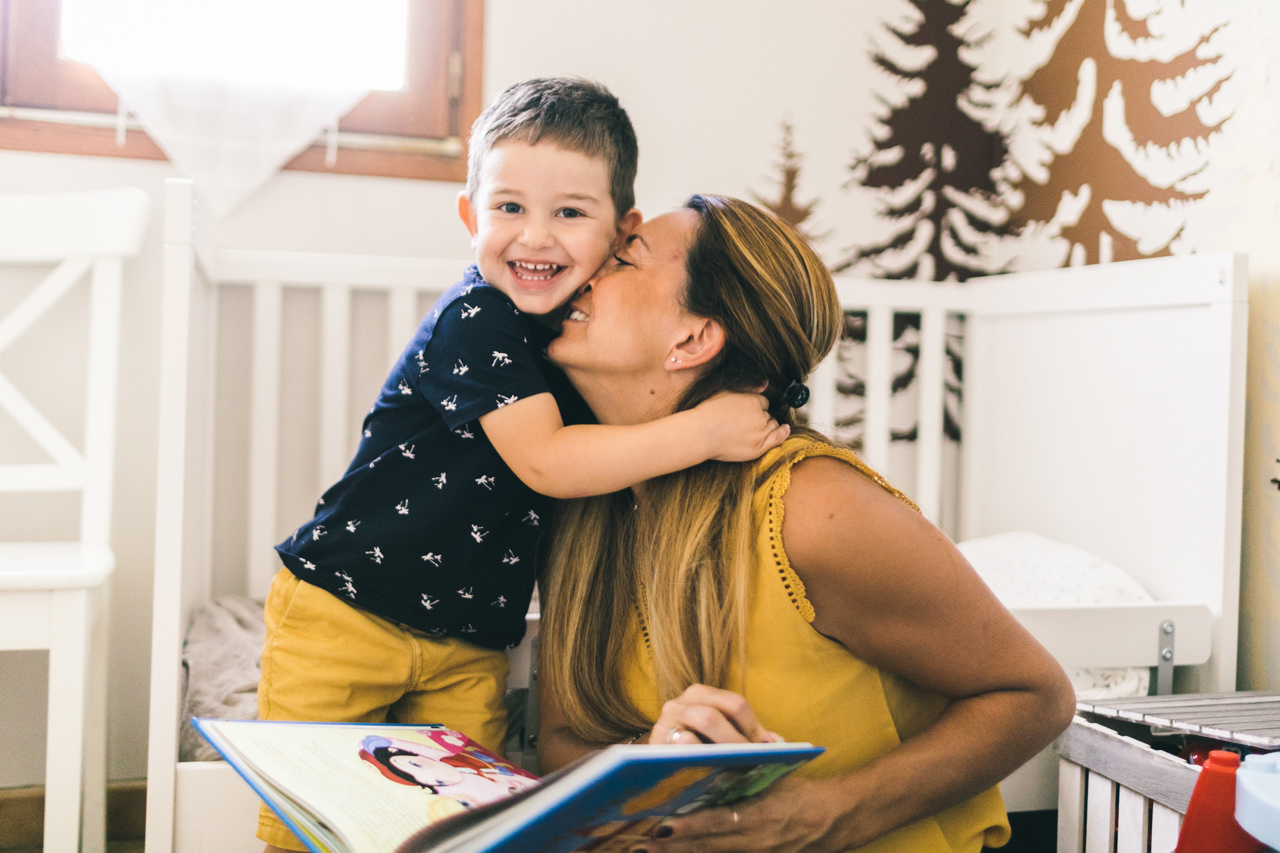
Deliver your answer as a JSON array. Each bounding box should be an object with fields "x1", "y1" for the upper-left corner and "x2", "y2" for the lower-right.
[{"x1": 621, "y1": 435, "x2": 1010, "y2": 852}]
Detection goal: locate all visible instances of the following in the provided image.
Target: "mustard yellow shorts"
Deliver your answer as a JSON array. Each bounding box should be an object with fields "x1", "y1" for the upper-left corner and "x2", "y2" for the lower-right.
[{"x1": 255, "y1": 568, "x2": 511, "y2": 850}]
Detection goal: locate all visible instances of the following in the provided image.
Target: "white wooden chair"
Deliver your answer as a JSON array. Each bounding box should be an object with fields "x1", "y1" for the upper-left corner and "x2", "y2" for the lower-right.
[{"x1": 0, "y1": 188, "x2": 149, "y2": 853}]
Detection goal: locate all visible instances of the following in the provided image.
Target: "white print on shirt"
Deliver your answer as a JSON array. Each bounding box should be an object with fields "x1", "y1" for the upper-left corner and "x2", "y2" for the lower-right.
[
  {"x1": 429, "y1": 626, "x2": 447, "y2": 635},
  {"x1": 345, "y1": 520, "x2": 361, "y2": 534},
  {"x1": 492, "y1": 596, "x2": 507, "y2": 608},
  {"x1": 496, "y1": 394, "x2": 519, "y2": 408},
  {"x1": 461, "y1": 624, "x2": 477, "y2": 633},
  {"x1": 460, "y1": 303, "x2": 481, "y2": 319},
  {"x1": 300, "y1": 559, "x2": 316, "y2": 571},
  {"x1": 453, "y1": 359, "x2": 469, "y2": 376},
  {"x1": 432, "y1": 472, "x2": 447, "y2": 489},
  {"x1": 366, "y1": 547, "x2": 385, "y2": 564},
  {"x1": 421, "y1": 594, "x2": 439, "y2": 610},
  {"x1": 492, "y1": 351, "x2": 511, "y2": 367},
  {"x1": 398, "y1": 378, "x2": 413, "y2": 395},
  {"x1": 312, "y1": 525, "x2": 327, "y2": 541},
  {"x1": 364, "y1": 427, "x2": 372, "y2": 438},
  {"x1": 475, "y1": 474, "x2": 496, "y2": 491},
  {"x1": 523, "y1": 510, "x2": 540, "y2": 527},
  {"x1": 399, "y1": 443, "x2": 415, "y2": 459},
  {"x1": 455, "y1": 426, "x2": 474, "y2": 440},
  {"x1": 458, "y1": 587, "x2": 475, "y2": 599},
  {"x1": 442, "y1": 395, "x2": 458, "y2": 411},
  {"x1": 502, "y1": 550, "x2": 520, "y2": 565},
  {"x1": 470, "y1": 524, "x2": 488, "y2": 543},
  {"x1": 396, "y1": 499, "x2": 410, "y2": 515},
  {"x1": 336, "y1": 572, "x2": 357, "y2": 598},
  {"x1": 421, "y1": 552, "x2": 442, "y2": 566},
  {"x1": 415, "y1": 350, "x2": 428, "y2": 374}
]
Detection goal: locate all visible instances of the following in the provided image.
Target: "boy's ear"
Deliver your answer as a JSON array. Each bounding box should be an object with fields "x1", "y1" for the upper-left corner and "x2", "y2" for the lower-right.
[
  {"x1": 666, "y1": 318, "x2": 725, "y2": 371},
  {"x1": 457, "y1": 192, "x2": 479, "y2": 245},
  {"x1": 613, "y1": 208, "x2": 642, "y2": 249}
]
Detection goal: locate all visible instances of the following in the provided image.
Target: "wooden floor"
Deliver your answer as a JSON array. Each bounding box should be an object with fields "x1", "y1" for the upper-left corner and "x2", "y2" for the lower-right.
[{"x1": 1, "y1": 845, "x2": 142, "y2": 853}]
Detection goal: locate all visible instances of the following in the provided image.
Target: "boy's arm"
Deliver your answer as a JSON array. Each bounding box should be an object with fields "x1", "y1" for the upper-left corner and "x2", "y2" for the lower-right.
[{"x1": 479, "y1": 391, "x2": 789, "y2": 499}]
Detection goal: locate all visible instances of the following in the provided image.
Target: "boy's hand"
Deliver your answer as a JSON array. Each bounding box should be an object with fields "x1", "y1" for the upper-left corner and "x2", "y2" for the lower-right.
[{"x1": 696, "y1": 391, "x2": 791, "y2": 462}]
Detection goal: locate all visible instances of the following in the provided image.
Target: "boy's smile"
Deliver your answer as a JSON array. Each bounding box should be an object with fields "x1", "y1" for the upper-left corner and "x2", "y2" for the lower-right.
[{"x1": 458, "y1": 140, "x2": 634, "y2": 319}]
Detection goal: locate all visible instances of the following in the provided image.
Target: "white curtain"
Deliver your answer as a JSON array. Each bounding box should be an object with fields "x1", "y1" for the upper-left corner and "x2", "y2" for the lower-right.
[{"x1": 63, "y1": 0, "x2": 406, "y2": 216}]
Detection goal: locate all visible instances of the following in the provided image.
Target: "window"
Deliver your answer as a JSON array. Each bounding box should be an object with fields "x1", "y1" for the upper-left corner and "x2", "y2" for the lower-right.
[{"x1": 0, "y1": 0, "x2": 483, "y2": 182}]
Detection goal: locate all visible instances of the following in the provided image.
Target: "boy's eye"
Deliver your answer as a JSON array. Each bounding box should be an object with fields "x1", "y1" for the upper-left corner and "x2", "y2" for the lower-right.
[
  {"x1": 558, "y1": 208, "x2": 585, "y2": 219},
  {"x1": 496, "y1": 202, "x2": 522, "y2": 214}
]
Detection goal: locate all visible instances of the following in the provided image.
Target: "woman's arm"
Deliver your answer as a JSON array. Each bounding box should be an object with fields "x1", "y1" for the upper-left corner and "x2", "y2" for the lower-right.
[
  {"x1": 479, "y1": 391, "x2": 788, "y2": 499},
  {"x1": 639, "y1": 455, "x2": 1076, "y2": 852}
]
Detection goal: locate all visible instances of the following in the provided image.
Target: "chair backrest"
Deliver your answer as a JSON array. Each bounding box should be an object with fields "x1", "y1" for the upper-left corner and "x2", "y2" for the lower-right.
[{"x1": 0, "y1": 188, "x2": 150, "y2": 547}]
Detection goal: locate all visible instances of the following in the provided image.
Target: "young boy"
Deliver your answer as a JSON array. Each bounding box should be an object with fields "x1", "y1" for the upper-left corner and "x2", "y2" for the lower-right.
[{"x1": 257, "y1": 78, "x2": 787, "y2": 851}]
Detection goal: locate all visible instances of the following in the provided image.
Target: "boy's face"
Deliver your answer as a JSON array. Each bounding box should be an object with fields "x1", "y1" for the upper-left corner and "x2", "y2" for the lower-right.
[{"x1": 457, "y1": 140, "x2": 639, "y2": 318}]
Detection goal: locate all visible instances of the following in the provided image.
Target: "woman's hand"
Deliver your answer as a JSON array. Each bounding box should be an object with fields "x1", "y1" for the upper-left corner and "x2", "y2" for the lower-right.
[
  {"x1": 629, "y1": 775, "x2": 856, "y2": 853},
  {"x1": 646, "y1": 684, "x2": 782, "y2": 746}
]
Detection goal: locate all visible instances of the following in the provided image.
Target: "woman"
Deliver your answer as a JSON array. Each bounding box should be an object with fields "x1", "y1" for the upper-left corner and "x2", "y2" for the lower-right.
[{"x1": 538, "y1": 194, "x2": 1076, "y2": 852}]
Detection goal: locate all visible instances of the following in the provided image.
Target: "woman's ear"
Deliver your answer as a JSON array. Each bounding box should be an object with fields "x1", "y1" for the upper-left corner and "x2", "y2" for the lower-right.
[
  {"x1": 457, "y1": 192, "x2": 479, "y2": 246},
  {"x1": 613, "y1": 208, "x2": 642, "y2": 248},
  {"x1": 666, "y1": 319, "x2": 725, "y2": 370}
]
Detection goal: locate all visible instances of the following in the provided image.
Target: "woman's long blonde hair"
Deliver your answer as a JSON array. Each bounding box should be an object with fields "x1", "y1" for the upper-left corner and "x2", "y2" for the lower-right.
[{"x1": 540, "y1": 195, "x2": 841, "y2": 745}]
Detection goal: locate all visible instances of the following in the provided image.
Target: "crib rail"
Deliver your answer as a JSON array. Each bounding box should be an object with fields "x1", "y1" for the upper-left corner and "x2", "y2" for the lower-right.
[{"x1": 211, "y1": 251, "x2": 466, "y2": 599}]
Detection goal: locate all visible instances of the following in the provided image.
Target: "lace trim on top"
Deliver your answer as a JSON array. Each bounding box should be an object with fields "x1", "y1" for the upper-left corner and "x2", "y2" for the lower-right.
[{"x1": 767, "y1": 441, "x2": 919, "y2": 623}]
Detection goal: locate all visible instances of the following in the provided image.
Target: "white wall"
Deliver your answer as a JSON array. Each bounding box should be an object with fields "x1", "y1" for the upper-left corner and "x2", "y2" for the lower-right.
[{"x1": 3, "y1": 0, "x2": 1280, "y2": 788}]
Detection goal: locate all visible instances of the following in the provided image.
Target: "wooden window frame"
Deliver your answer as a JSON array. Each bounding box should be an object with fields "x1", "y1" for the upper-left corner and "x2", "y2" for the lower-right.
[{"x1": 0, "y1": 0, "x2": 483, "y2": 182}]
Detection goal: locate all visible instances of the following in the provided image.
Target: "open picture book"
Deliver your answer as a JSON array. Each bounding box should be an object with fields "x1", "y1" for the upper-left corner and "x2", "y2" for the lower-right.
[{"x1": 194, "y1": 718, "x2": 822, "y2": 853}]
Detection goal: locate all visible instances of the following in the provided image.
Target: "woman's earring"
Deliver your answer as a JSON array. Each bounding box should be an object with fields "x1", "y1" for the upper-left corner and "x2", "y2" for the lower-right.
[{"x1": 670, "y1": 356, "x2": 681, "y2": 364}]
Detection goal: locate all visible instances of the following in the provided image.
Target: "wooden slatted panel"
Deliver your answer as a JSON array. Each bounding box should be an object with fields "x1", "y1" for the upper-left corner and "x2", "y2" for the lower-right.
[
  {"x1": 246, "y1": 282, "x2": 283, "y2": 601},
  {"x1": 319, "y1": 285, "x2": 353, "y2": 489},
  {"x1": 862, "y1": 305, "x2": 892, "y2": 471},
  {"x1": 1085, "y1": 772, "x2": 1118, "y2": 853},
  {"x1": 1059, "y1": 759, "x2": 1086, "y2": 853},
  {"x1": 1116, "y1": 786, "x2": 1150, "y2": 853},
  {"x1": 913, "y1": 305, "x2": 946, "y2": 521},
  {"x1": 1150, "y1": 803, "x2": 1182, "y2": 851}
]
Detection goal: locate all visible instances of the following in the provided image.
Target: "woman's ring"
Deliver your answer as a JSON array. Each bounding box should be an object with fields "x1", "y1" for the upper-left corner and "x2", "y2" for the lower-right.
[{"x1": 666, "y1": 725, "x2": 687, "y2": 744}]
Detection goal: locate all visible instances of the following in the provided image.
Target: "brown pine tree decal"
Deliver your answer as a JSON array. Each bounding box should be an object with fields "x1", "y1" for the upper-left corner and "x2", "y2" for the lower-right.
[
  {"x1": 838, "y1": 0, "x2": 1012, "y2": 282},
  {"x1": 754, "y1": 121, "x2": 825, "y2": 243},
  {"x1": 1012, "y1": 0, "x2": 1230, "y2": 264}
]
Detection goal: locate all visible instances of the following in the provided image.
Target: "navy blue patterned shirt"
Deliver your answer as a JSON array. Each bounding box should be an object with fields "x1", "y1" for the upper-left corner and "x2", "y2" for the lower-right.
[{"x1": 275, "y1": 266, "x2": 582, "y2": 650}]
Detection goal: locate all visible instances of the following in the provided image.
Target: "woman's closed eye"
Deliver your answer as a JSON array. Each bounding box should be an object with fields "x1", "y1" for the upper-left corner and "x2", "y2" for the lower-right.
[{"x1": 612, "y1": 254, "x2": 633, "y2": 268}]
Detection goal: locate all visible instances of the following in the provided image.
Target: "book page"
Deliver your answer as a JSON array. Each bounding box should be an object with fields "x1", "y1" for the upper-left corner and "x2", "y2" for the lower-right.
[{"x1": 201, "y1": 721, "x2": 538, "y2": 853}]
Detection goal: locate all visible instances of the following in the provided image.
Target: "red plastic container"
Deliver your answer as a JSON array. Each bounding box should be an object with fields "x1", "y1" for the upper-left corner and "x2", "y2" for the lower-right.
[{"x1": 1175, "y1": 750, "x2": 1266, "y2": 853}]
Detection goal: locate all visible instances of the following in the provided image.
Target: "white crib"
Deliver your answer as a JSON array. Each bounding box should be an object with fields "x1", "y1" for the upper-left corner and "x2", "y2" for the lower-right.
[{"x1": 143, "y1": 177, "x2": 1247, "y2": 852}]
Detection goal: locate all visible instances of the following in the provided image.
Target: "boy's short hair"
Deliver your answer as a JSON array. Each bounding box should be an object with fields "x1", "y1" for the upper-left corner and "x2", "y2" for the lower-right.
[{"x1": 465, "y1": 77, "x2": 638, "y2": 220}]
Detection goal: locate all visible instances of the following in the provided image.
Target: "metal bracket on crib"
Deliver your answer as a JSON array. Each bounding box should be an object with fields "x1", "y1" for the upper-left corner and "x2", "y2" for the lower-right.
[{"x1": 1156, "y1": 619, "x2": 1175, "y2": 695}]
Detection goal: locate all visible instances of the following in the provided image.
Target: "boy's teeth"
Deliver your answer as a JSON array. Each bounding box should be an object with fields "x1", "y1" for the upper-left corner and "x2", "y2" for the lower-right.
[{"x1": 510, "y1": 261, "x2": 563, "y2": 281}]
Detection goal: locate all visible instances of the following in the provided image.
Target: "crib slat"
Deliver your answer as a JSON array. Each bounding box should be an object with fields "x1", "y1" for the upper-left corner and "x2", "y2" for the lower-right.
[
  {"x1": 806, "y1": 349, "x2": 840, "y2": 437},
  {"x1": 913, "y1": 305, "x2": 946, "y2": 521},
  {"x1": 247, "y1": 282, "x2": 283, "y2": 601},
  {"x1": 1116, "y1": 786, "x2": 1150, "y2": 852},
  {"x1": 387, "y1": 287, "x2": 419, "y2": 371},
  {"x1": 1150, "y1": 803, "x2": 1182, "y2": 851},
  {"x1": 1058, "y1": 759, "x2": 1086, "y2": 853},
  {"x1": 320, "y1": 285, "x2": 353, "y2": 488},
  {"x1": 863, "y1": 305, "x2": 893, "y2": 470},
  {"x1": 1085, "y1": 771, "x2": 1118, "y2": 853}
]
